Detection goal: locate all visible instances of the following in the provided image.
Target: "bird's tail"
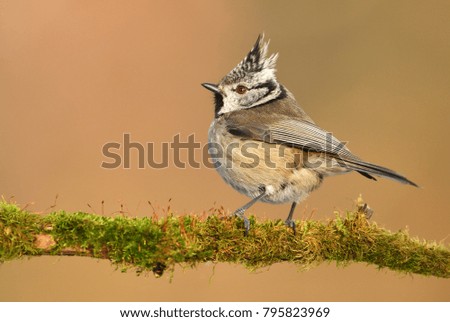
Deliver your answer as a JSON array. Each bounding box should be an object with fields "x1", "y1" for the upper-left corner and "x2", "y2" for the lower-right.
[{"x1": 343, "y1": 158, "x2": 418, "y2": 187}]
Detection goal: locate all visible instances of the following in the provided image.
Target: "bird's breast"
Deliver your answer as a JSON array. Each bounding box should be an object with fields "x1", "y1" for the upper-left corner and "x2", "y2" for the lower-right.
[{"x1": 207, "y1": 119, "x2": 322, "y2": 204}]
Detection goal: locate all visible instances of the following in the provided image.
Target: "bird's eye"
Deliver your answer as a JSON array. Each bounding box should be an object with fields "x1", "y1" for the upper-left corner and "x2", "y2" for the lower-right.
[{"x1": 235, "y1": 85, "x2": 248, "y2": 94}]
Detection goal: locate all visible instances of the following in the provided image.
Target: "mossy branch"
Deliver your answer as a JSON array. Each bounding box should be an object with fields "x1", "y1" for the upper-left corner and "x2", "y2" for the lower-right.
[{"x1": 0, "y1": 201, "x2": 448, "y2": 278}]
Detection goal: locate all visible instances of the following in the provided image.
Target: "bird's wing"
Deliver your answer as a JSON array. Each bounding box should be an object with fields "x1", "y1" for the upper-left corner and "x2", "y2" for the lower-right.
[{"x1": 225, "y1": 116, "x2": 417, "y2": 186}]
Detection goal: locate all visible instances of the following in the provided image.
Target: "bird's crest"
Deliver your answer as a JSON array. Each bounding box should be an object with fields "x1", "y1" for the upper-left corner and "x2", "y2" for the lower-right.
[{"x1": 222, "y1": 34, "x2": 278, "y2": 85}]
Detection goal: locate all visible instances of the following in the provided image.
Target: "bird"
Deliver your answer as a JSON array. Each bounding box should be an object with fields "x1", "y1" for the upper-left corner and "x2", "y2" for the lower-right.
[{"x1": 201, "y1": 34, "x2": 417, "y2": 235}]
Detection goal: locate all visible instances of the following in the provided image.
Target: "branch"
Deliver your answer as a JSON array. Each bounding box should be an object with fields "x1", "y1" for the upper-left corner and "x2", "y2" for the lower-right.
[{"x1": 0, "y1": 201, "x2": 448, "y2": 278}]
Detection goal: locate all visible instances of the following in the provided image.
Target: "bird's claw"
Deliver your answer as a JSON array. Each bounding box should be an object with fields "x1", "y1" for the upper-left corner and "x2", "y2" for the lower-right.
[
  {"x1": 285, "y1": 219, "x2": 296, "y2": 235},
  {"x1": 233, "y1": 209, "x2": 250, "y2": 236}
]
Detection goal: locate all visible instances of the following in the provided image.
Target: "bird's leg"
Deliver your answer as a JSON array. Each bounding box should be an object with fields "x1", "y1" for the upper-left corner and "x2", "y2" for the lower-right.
[
  {"x1": 284, "y1": 202, "x2": 297, "y2": 235},
  {"x1": 233, "y1": 191, "x2": 267, "y2": 236}
]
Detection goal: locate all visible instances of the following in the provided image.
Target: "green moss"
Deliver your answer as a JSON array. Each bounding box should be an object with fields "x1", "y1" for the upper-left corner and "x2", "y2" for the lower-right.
[
  {"x1": 0, "y1": 201, "x2": 448, "y2": 278},
  {"x1": 0, "y1": 202, "x2": 43, "y2": 260}
]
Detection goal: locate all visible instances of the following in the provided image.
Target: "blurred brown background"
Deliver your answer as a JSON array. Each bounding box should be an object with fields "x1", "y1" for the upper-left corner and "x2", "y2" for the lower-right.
[{"x1": 1, "y1": 0, "x2": 449, "y2": 301}]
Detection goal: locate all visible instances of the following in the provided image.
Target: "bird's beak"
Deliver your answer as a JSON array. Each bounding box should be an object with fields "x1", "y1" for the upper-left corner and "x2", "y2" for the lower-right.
[{"x1": 201, "y1": 83, "x2": 221, "y2": 94}]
